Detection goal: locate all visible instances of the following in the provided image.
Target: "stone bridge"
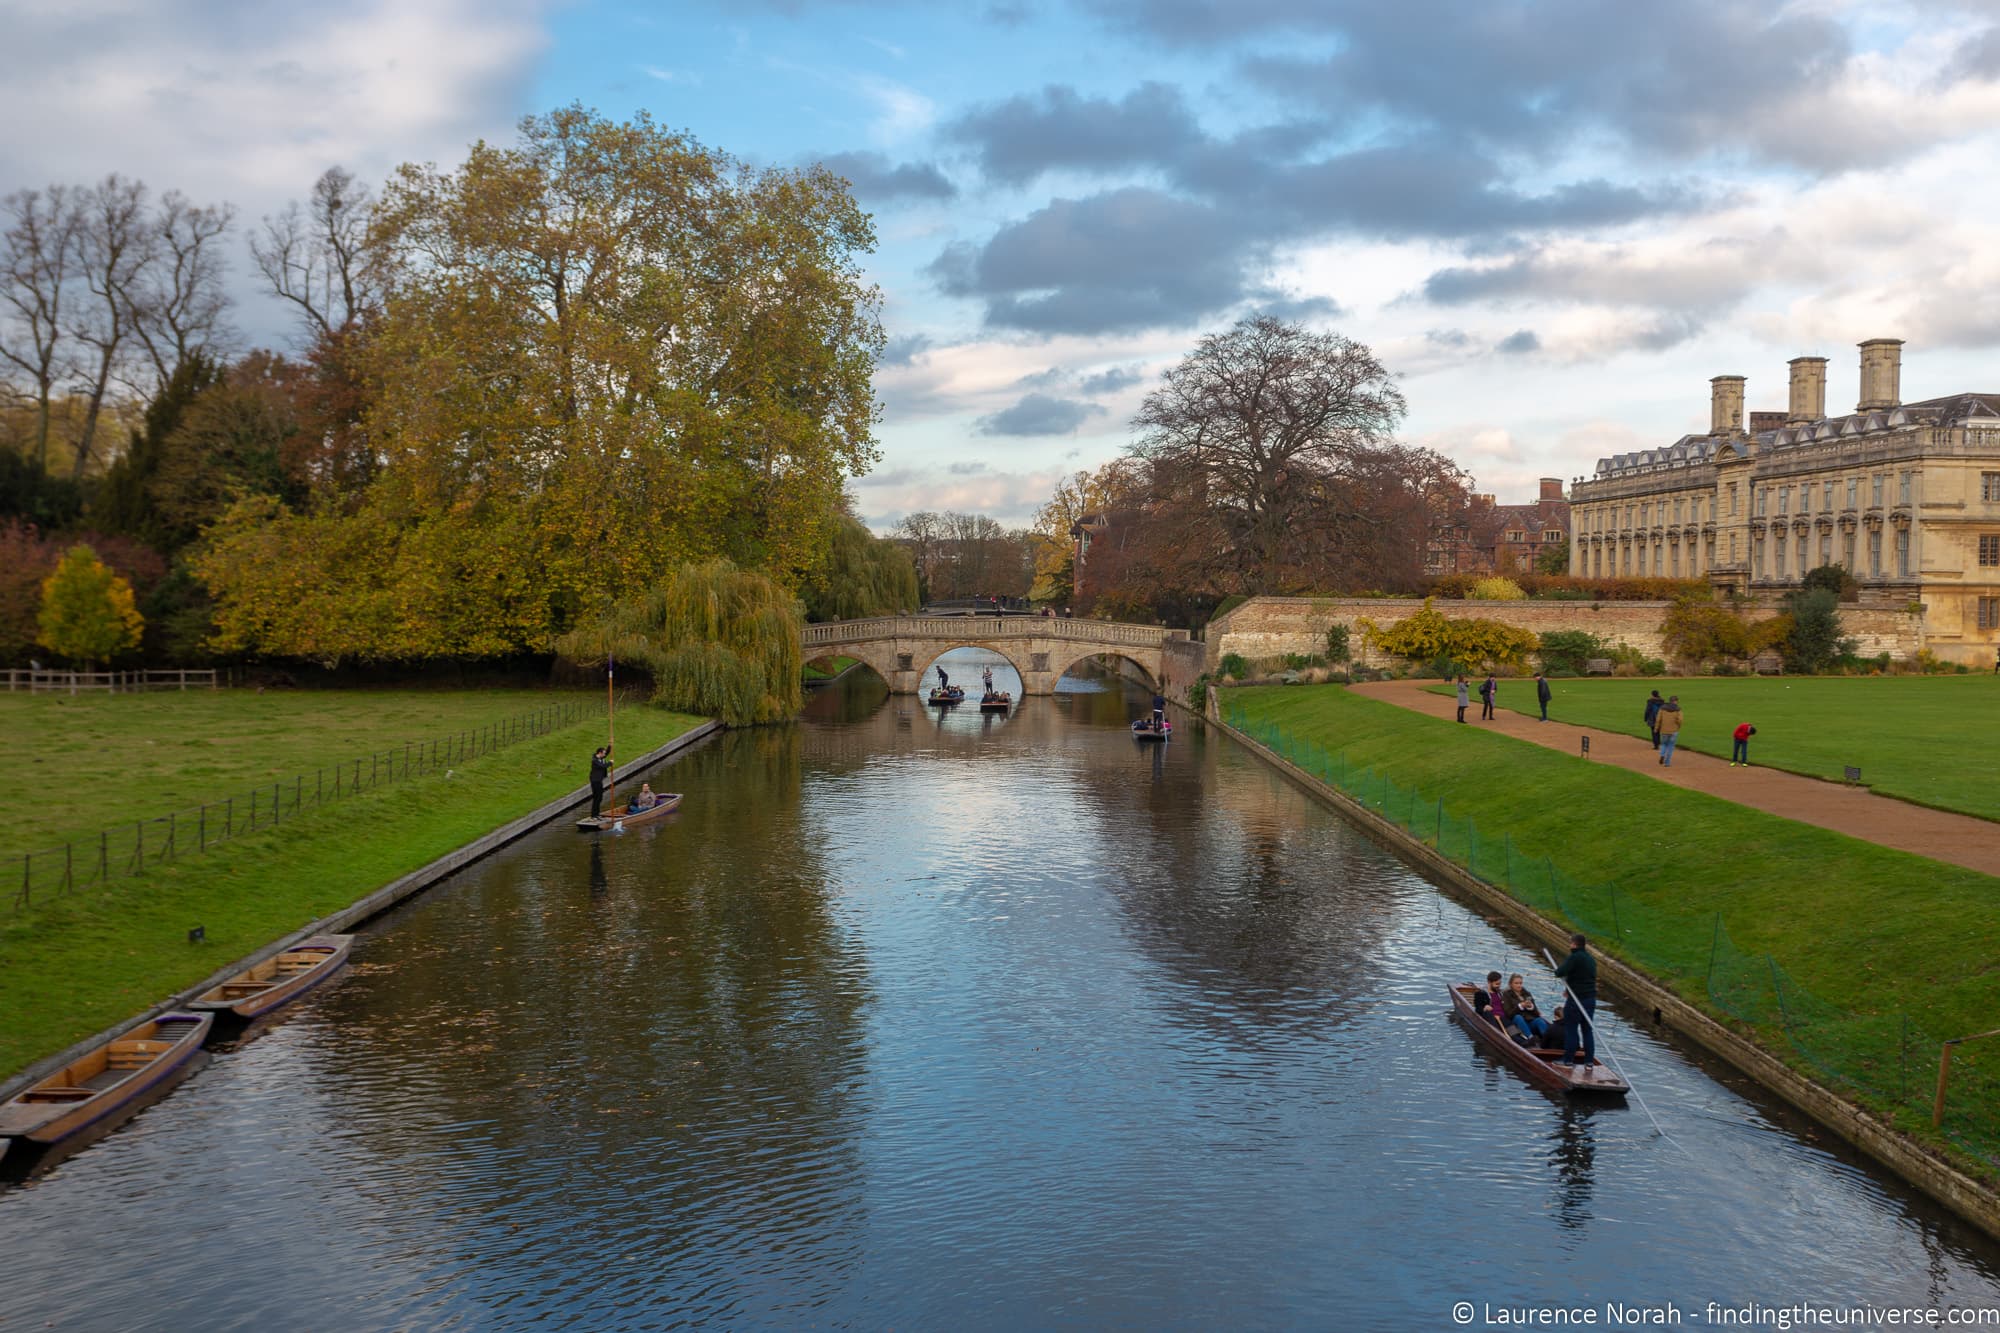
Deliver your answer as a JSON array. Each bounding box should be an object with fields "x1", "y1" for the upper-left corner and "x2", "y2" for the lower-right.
[{"x1": 802, "y1": 616, "x2": 1201, "y2": 697}]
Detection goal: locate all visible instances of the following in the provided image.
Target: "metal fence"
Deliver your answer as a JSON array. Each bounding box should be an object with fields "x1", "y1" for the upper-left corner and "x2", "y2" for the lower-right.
[
  {"x1": 8, "y1": 696, "x2": 601, "y2": 915},
  {"x1": 1221, "y1": 695, "x2": 2000, "y2": 1170}
]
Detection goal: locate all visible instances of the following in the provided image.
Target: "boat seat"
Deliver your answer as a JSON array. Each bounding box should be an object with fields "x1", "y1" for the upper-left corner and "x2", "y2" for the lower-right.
[
  {"x1": 82, "y1": 1070, "x2": 132, "y2": 1090},
  {"x1": 20, "y1": 1087, "x2": 95, "y2": 1102}
]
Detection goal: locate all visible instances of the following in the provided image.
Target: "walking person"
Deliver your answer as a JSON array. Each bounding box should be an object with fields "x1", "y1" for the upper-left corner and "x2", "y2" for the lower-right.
[
  {"x1": 1479, "y1": 673, "x2": 1496, "y2": 720},
  {"x1": 1454, "y1": 676, "x2": 1469, "y2": 723},
  {"x1": 1555, "y1": 933, "x2": 1598, "y2": 1066},
  {"x1": 1731, "y1": 720, "x2": 1756, "y2": 767},
  {"x1": 588, "y1": 744, "x2": 613, "y2": 820},
  {"x1": 1535, "y1": 673, "x2": 1552, "y2": 722},
  {"x1": 1643, "y1": 689, "x2": 1665, "y2": 750},
  {"x1": 1657, "y1": 695, "x2": 1683, "y2": 766}
]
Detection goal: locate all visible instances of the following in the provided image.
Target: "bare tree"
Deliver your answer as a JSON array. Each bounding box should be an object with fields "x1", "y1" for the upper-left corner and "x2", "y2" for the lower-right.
[
  {"x1": 0, "y1": 186, "x2": 81, "y2": 473},
  {"x1": 130, "y1": 190, "x2": 236, "y2": 391},
  {"x1": 68, "y1": 175, "x2": 153, "y2": 480},
  {"x1": 252, "y1": 166, "x2": 382, "y2": 340}
]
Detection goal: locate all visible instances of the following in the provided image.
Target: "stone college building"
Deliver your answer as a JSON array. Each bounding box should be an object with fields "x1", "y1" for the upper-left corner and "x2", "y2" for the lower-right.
[{"x1": 1568, "y1": 339, "x2": 2000, "y2": 664}]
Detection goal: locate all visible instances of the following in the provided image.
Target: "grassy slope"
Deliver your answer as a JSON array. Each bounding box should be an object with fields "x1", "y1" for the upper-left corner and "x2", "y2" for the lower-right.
[
  {"x1": 802, "y1": 655, "x2": 860, "y2": 681},
  {"x1": 0, "y1": 689, "x2": 610, "y2": 860},
  {"x1": 0, "y1": 699, "x2": 704, "y2": 1075},
  {"x1": 1432, "y1": 676, "x2": 2000, "y2": 822},
  {"x1": 1228, "y1": 683, "x2": 1999, "y2": 1041}
]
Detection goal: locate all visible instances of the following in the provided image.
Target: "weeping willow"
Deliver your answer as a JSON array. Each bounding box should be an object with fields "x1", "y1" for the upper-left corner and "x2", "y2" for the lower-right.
[
  {"x1": 802, "y1": 513, "x2": 918, "y2": 621},
  {"x1": 558, "y1": 558, "x2": 803, "y2": 725}
]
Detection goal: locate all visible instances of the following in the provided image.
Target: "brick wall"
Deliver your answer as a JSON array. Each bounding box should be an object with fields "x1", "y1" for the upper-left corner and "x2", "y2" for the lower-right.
[{"x1": 1207, "y1": 596, "x2": 1925, "y2": 670}]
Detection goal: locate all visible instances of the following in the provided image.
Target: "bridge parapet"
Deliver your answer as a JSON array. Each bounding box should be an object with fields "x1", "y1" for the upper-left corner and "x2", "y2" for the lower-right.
[{"x1": 804, "y1": 616, "x2": 1175, "y2": 649}]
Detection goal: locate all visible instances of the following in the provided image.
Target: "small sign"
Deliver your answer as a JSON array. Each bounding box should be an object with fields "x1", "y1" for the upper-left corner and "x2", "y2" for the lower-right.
[
  {"x1": 1580, "y1": 736, "x2": 1590, "y2": 757},
  {"x1": 1845, "y1": 765, "x2": 1862, "y2": 784}
]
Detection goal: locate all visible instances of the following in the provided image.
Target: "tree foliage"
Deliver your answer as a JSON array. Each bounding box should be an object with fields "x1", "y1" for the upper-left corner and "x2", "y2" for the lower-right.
[
  {"x1": 38, "y1": 543, "x2": 143, "y2": 664},
  {"x1": 1783, "y1": 587, "x2": 1854, "y2": 673},
  {"x1": 557, "y1": 558, "x2": 802, "y2": 725},
  {"x1": 1469, "y1": 575, "x2": 1526, "y2": 600},
  {"x1": 894, "y1": 510, "x2": 1035, "y2": 601},
  {"x1": 802, "y1": 511, "x2": 917, "y2": 621},
  {"x1": 1356, "y1": 598, "x2": 1540, "y2": 670},
  {"x1": 1536, "y1": 629, "x2": 1604, "y2": 674}
]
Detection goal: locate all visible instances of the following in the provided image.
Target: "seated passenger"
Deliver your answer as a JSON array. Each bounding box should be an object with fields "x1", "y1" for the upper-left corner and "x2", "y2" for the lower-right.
[
  {"x1": 630, "y1": 784, "x2": 658, "y2": 811},
  {"x1": 1504, "y1": 973, "x2": 1552, "y2": 1044},
  {"x1": 1472, "y1": 971, "x2": 1507, "y2": 1027}
]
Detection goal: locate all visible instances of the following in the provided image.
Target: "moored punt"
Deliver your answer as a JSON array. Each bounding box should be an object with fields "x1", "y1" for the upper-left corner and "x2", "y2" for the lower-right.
[
  {"x1": 979, "y1": 691, "x2": 1013, "y2": 712},
  {"x1": 576, "y1": 792, "x2": 683, "y2": 831},
  {"x1": 190, "y1": 935, "x2": 354, "y2": 1023},
  {"x1": 0, "y1": 1013, "x2": 213, "y2": 1157},
  {"x1": 1447, "y1": 983, "x2": 1629, "y2": 1097}
]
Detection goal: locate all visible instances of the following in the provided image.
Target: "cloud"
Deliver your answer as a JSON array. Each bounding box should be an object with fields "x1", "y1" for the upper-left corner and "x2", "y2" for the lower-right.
[
  {"x1": 1495, "y1": 329, "x2": 1540, "y2": 355},
  {"x1": 975, "y1": 391, "x2": 1107, "y2": 435},
  {"x1": 945, "y1": 81, "x2": 1204, "y2": 186},
  {"x1": 818, "y1": 150, "x2": 957, "y2": 201},
  {"x1": 879, "y1": 333, "x2": 933, "y2": 366},
  {"x1": 1079, "y1": 365, "x2": 1144, "y2": 395}
]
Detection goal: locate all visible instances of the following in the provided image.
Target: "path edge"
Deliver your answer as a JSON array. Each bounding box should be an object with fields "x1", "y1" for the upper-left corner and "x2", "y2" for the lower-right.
[
  {"x1": 2, "y1": 720, "x2": 723, "y2": 1101},
  {"x1": 1206, "y1": 696, "x2": 2000, "y2": 1245}
]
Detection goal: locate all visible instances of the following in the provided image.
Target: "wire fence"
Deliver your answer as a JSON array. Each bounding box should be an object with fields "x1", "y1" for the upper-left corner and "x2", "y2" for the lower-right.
[
  {"x1": 8, "y1": 696, "x2": 602, "y2": 916},
  {"x1": 1221, "y1": 696, "x2": 2000, "y2": 1170}
]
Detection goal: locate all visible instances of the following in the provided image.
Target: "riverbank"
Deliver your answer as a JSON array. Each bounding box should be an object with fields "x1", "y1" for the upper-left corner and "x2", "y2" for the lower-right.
[
  {"x1": 0, "y1": 700, "x2": 706, "y2": 1076},
  {"x1": 1215, "y1": 683, "x2": 2000, "y2": 1194}
]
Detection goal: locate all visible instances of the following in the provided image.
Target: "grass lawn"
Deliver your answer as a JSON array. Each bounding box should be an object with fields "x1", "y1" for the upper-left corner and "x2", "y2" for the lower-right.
[
  {"x1": 1430, "y1": 675, "x2": 2000, "y2": 823},
  {"x1": 1225, "y1": 683, "x2": 2000, "y2": 1160},
  {"x1": 0, "y1": 694, "x2": 705, "y2": 1076},
  {"x1": 803, "y1": 655, "x2": 860, "y2": 681}
]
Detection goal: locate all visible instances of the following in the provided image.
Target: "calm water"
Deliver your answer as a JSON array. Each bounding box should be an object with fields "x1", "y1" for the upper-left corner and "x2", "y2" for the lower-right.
[{"x1": 4, "y1": 657, "x2": 1998, "y2": 1330}]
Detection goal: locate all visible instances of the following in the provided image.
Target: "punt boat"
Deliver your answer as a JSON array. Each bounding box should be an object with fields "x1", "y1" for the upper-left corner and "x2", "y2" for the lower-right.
[
  {"x1": 1447, "y1": 983, "x2": 1629, "y2": 1097},
  {"x1": 190, "y1": 935, "x2": 354, "y2": 1023},
  {"x1": 928, "y1": 686, "x2": 966, "y2": 705},
  {"x1": 0, "y1": 1013, "x2": 213, "y2": 1156},
  {"x1": 1131, "y1": 718, "x2": 1171, "y2": 741},
  {"x1": 576, "y1": 792, "x2": 683, "y2": 831},
  {"x1": 979, "y1": 691, "x2": 1013, "y2": 713}
]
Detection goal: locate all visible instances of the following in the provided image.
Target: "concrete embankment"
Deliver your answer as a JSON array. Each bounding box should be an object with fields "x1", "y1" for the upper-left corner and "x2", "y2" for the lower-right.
[
  {"x1": 1, "y1": 721, "x2": 721, "y2": 1102},
  {"x1": 1205, "y1": 693, "x2": 2000, "y2": 1245}
]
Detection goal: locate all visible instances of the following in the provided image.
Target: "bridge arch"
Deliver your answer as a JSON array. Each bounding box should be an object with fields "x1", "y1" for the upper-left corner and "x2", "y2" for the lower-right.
[
  {"x1": 1051, "y1": 648, "x2": 1159, "y2": 691},
  {"x1": 915, "y1": 642, "x2": 1028, "y2": 686},
  {"x1": 798, "y1": 616, "x2": 1189, "y2": 697}
]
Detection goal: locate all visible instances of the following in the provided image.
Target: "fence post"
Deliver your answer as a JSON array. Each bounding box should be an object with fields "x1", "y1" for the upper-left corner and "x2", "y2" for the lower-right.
[
  {"x1": 166, "y1": 811, "x2": 176, "y2": 860},
  {"x1": 273, "y1": 782, "x2": 282, "y2": 825},
  {"x1": 200, "y1": 804, "x2": 206, "y2": 852},
  {"x1": 134, "y1": 819, "x2": 144, "y2": 874},
  {"x1": 1707, "y1": 914, "x2": 1721, "y2": 984}
]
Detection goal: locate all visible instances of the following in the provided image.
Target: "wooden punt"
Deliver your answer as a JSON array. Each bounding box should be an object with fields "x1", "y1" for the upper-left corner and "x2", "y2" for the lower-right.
[
  {"x1": 979, "y1": 691, "x2": 1013, "y2": 712},
  {"x1": 190, "y1": 935, "x2": 353, "y2": 1022},
  {"x1": 1447, "y1": 983, "x2": 1629, "y2": 1097},
  {"x1": 576, "y1": 792, "x2": 683, "y2": 831},
  {"x1": 928, "y1": 687, "x2": 966, "y2": 705},
  {"x1": 1131, "y1": 719, "x2": 1171, "y2": 741},
  {"x1": 0, "y1": 1012, "x2": 213, "y2": 1149}
]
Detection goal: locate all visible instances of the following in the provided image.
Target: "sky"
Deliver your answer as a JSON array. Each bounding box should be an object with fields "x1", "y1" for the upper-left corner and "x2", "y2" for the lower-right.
[{"x1": 9, "y1": 0, "x2": 2000, "y2": 531}]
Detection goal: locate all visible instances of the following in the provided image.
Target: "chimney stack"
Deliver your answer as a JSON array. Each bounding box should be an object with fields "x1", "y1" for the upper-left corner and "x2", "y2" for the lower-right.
[
  {"x1": 1786, "y1": 356, "x2": 1827, "y2": 423},
  {"x1": 1857, "y1": 338, "x2": 1903, "y2": 412},
  {"x1": 1539, "y1": 477, "x2": 1564, "y2": 502},
  {"x1": 1710, "y1": 375, "x2": 1746, "y2": 435}
]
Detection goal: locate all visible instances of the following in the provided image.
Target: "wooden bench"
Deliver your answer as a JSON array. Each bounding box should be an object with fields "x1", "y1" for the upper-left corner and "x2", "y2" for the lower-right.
[{"x1": 1584, "y1": 658, "x2": 1613, "y2": 676}]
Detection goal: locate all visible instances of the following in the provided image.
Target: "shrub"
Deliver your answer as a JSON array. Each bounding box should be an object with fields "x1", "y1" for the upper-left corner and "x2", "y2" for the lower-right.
[
  {"x1": 1660, "y1": 596, "x2": 1751, "y2": 665},
  {"x1": 1639, "y1": 657, "x2": 1666, "y2": 676},
  {"x1": 1783, "y1": 587, "x2": 1854, "y2": 673},
  {"x1": 1283, "y1": 652, "x2": 1328, "y2": 670},
  {"x1": 1324, "y1": 623, "x2": 1350, "y2": 663},
  {"x1": 1355, "y1": 598, "x2": 1540, "y2": 670},
  {"x1": 1220, "y1": 652, "x2": 1248, "y2": 680},
  {"x1": 1536, "y1": 629, "x2": 1604, "y2": 674},
  {"x1": 1186, "y1": 676, "x2": 1209, "y2": 708},
  {"x1": 1802, "y1": 563, "x2": 1860, "y2": 602},
  {"x1": 38, "y1": 544, "x2": 144, "y2": 666},
  {"x1": 1469, "y1": 575, "x2": 1527, "y2": 601}
]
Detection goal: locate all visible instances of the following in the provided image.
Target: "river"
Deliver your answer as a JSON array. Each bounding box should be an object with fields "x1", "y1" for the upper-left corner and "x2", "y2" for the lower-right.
[{"x1": 3, "y1": 654, "x2": 1997, "y2": 1329}]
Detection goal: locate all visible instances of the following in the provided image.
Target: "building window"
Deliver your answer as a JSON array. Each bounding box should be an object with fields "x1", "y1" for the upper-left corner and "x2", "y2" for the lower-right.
[
  {"x1": 1983, "y1": 473, "x2": 2000, "y2": 502},
  {"x1": 1728, "y1": 483, "x2": 1739, "y2": 516},
  {"x1": 1798, "y1": 541, "x2": 1809, "y2": 577},
  {"x1": 1544, "y1": 529, "x2": 1562, "y2": 542},
  {"x1": 1673, "y1": 499, "x2": 1683, "y2": 523},
  {"x1": 1730, "y1": 533, "x2": 1739, "y2": 563},
  {"x1": 1981, "y1": 598, "x2": 2000, "y2": 631},
  {"x1": 1774, "y1": 531, "x2": 1786, "y2": 574},
  {"x1": 1779, "y1": 487, "x2": 1790, "y2": 514},
  {"x1": 1756, "y1": 489, "x2": 1767, "y2": 517},
  {"x1": 1753, "y1": 537, "x2": 1765, "y2": 575},
  {"x1": 1823, "y1": 482, "x2": 1835, "y2": 512},
  {"x1": 1843, "y1": 532, "x2": 1856, "y2": 569},
  {"x1": 1896, "y1": 528, "x2": 1910, "y2": 576},
  {"x1": 1799, "y1": 486, "x2": 1810, "y2": 515},
  {"x1": 1873, "y1": 474, "x2": 1884, "y2": 506},
  {"x1": 1670, "y1": 545, "x2": 1680, "y2": 577},
  {"x1": 1847, "y1": 477, "x2": 1858, "y2": 508},
  {"x1": 1868, "y1": 530, "x2": 1882, "y2": 575},
  {"x1": 1820, "y1": 533, "x2": 1832, "y2": 567},
  {"x1": 1981, "y1": 535, "x2": 2000, "y2": 567},
  {"x1": 1899, "y1": 471, "x2": 1912, "y2": 505}
]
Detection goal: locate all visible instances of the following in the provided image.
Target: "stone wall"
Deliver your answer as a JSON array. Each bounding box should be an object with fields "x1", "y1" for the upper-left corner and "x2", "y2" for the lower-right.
[{"x1": 1208, "y1": 596, "x2": 1926, "y2": 670}]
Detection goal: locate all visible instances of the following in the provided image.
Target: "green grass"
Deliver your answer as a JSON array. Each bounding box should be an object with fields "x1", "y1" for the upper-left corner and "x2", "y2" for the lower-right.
[
  {"x1": 0, "y1": 689, "x2": 617, "y2": 860},
  {"x1": 1430, "y1": 676, "x2": 2000, "y2": 822},
  {"x1": 1225, "y1": 683, "x2": 2000, "y2": 1166},
  {"x1": 802, "y1": 655, "x2": 860, "y2": 681},
  {"x1": 0, "y1": 696, "x2": 704, "y2": 1076}
]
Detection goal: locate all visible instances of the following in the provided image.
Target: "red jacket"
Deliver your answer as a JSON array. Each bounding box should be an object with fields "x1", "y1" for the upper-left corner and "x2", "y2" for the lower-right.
[{"x1": 1733, "y1": 722, "x2": 1753, "y2": 742}]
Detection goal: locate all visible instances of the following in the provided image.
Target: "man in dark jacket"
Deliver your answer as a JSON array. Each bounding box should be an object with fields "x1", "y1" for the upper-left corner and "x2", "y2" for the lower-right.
[
  {"x1": 589, "y1": 745, "x2": 613, "y2": 819},
  {"x1": 1643, "y1": 690, "x2": 1665, "y2": 749},
  {"x1": 1535, "y1": 673, "x2": 1552, "y2": 722},
  {"x1": 1479, "y1": 673, "x2": 1496, "y2": 720},
  {"x1": 1555, "y1": 933, "x2": 1598, "y2": 1066}
]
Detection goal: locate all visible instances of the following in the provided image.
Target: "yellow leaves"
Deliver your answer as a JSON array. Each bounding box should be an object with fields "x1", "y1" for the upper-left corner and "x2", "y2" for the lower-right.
[{"x1": 37, "y1": 544, "x2": 144, "y2": 664}]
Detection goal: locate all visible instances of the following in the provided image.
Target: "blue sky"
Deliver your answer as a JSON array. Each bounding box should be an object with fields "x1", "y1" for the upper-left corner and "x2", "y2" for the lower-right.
[{"x1": 11, "y1": 0, "x2": 2000, "y2": 530}]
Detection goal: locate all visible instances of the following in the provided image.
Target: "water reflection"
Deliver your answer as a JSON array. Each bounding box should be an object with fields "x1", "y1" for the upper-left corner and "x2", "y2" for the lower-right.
[{"x1": 2, "y1": 671, "x2": 1999, "y2": 1329}]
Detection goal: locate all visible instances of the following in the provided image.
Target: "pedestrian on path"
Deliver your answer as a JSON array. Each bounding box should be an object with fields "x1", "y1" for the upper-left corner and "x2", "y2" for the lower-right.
[
  {"x1": 1732, "y1": 721, "x2": 1756, "y2": 766},
  {"x1": 1535, "y1": 673, "x2": 1552, "y2": 722},
  {"x1": 1455, "y1": 676, "x2": 1469, "y2": 723},
  {"x1": 1657, "y1": 695, "x2": 1683, "y2": 765},
  {"x1": 1479, "y1": 673, "x2": 1496, "y2": 720},
  {"x1": 1643, "y1": 689, "x2": 1665, "y2": 750}
]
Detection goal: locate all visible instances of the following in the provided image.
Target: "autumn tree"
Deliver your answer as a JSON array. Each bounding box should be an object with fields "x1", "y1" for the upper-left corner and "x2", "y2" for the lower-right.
[
  {"x1": 802, "y1": 510, "x2": 918, "y2": 621},
  {"x1": 38, "y1": 543, "x2": 143, "y2": 665},
  {"x1": 1131, "y1": 317, "x2": 1408, "y2": 593}
]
